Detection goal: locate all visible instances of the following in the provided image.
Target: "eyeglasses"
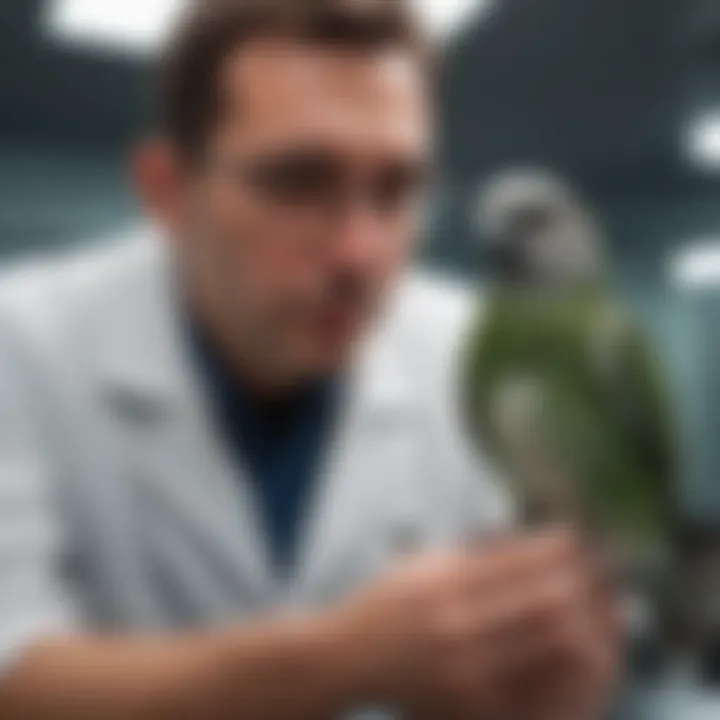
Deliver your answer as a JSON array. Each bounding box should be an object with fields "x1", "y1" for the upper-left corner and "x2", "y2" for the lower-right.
[{"x1": 211, "y1": 147, "x2": 431, "y2": 224}]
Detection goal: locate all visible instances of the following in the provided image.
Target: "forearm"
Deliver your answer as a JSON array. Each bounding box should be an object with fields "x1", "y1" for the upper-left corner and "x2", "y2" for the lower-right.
[{"x1": 0, "y1": 613, "x2": 361, "y2": 720}]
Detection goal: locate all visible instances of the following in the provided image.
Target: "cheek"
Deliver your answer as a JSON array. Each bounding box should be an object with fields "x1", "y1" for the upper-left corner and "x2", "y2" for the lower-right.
[
  {"x1": 378, "y1": 225, "x2": 415, "y2": 281},
  {"x1": 204, "y1": 185, "x2": 309, "y2": 289},
  {"x1": 248, "y1": 228, "x2": 327, "y2": 305}
]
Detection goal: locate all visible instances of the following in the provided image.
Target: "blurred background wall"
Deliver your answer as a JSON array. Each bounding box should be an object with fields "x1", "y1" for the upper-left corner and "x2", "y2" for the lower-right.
[{"x1": 3, "y1": 0, "x2": 720, "y2": 521}]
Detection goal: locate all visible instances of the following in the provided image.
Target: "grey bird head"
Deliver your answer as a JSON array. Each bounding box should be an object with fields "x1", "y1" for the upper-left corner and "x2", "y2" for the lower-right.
[{"x1": 475, "y1": 169, "x2": 606, "y2": 286}]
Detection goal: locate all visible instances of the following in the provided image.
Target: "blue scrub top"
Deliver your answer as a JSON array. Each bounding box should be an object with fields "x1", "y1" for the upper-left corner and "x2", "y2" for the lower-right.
[{"x1": 188, "y1": 323, "x2": 341, "y2": 572}]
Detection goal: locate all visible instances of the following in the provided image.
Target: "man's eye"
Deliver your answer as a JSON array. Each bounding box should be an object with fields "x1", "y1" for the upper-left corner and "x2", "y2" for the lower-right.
[
  {"x1": 373, "y1": 168, "x2": 426, "y2": 213},
  {"x1": 250, "y1": 160, "x2": 338, "y2": 204}
]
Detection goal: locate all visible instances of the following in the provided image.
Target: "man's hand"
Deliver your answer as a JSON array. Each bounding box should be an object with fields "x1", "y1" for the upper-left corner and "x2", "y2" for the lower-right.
[
  {"x1": 492, "y1": 556, "x2": 624, "y2": 720},
  {"x1": 335, "y1": 528, "x2": 624, "y2": 718},
  {"x1": 0, "y1": 528, "x2": 622, "y2": 720}
]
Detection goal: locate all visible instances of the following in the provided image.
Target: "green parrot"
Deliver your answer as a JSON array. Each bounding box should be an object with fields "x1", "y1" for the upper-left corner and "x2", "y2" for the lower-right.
[{"x1": 462, "y1": 170, "x2": 679, "y2": 585}]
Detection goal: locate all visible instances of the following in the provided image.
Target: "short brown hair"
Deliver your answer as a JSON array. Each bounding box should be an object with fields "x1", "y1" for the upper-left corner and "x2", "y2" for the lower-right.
[{"x1": 159, "y1": 0, "x2": 429, "y2": 159}]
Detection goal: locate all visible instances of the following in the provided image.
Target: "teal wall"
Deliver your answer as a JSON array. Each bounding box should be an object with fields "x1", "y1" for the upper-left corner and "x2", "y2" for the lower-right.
[{"x1": 0, "y1": 143, "x2": 137, "y2": 257}]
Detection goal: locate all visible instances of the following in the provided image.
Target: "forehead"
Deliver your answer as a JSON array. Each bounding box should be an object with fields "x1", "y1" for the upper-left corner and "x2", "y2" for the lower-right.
[{"x1": 216, "y1": 39, "x2": 431, "y2": 156}]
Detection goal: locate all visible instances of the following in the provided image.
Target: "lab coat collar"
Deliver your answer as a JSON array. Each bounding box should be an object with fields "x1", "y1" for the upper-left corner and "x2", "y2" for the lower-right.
[
  {"x1": 94, "y1": 232, "x2": 415, "y2": 424},
  {"x1": 92, "y1": 233, "x2": 419, "y2": 601}
]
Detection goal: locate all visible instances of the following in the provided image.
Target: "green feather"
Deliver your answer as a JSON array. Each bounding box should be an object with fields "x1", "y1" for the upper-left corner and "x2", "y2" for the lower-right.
[{"x1": 462, "y1": 286, "x2": 679, "y2": 574}]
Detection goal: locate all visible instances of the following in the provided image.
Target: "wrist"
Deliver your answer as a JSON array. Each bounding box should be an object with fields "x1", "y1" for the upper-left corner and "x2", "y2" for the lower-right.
[
  {"x1": 316, "y1": 604, "x2": 379, "y2": 708},
  {"x1": 325, "y1": 597, "x2": 399, "y2": 708},
  {"x1": 217, "y1": 611, "x2": 373, "y2": 718}
]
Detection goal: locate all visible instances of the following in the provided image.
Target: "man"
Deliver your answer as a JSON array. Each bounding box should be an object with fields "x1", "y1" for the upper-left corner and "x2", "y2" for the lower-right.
[{"x1": 0, "y1": 1, "x2": 621, "y2": 718}]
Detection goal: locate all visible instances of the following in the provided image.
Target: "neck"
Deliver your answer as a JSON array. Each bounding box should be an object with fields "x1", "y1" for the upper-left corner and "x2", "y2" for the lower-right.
[{"x1": 185, "y1": 290, "x2": 307, "y2": 405}]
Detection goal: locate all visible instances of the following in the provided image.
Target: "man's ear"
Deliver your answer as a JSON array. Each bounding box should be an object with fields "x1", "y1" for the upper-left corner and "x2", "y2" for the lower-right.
[{"x1": 131, "y1": 137, "x2": 186, "y2": 230}]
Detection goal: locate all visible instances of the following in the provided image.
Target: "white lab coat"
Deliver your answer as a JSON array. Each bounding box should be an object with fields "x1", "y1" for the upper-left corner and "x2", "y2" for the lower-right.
[{"x1": 0, "y1": 230, "x2": 510, "y2": 677}]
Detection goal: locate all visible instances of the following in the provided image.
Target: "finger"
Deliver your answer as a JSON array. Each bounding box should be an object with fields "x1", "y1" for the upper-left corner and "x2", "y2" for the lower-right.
[
  {"x1": 488, "y1": 611, "x2": 622, "y2": 720},
  {"x1": 473, "y1": 603, "x2": 586, "y2": 673},
  {"x1": 469, "y1": 568, "x2": 619, "y2": 673},
  {"x1": 470, "y1": 558, "x2": 593, "y2": 637},
  {"x1": 467, "y1": 526, "x2": 582, "y2": 594},
  {"x1": 548, "y1": 626, "x2": 622, "y2": 720},
  {"x1": 585, "y1": 547, "x2": 624, "y2": 600},
  {"x1": 577, "y1": 553, "x2": 628, "y2": 650},
  {"x1": 468, "y1": 540, "x2": 621, "y2": 639},
  {"x1": 527, "y1": 602, "x2": 623, "y2": 686}
]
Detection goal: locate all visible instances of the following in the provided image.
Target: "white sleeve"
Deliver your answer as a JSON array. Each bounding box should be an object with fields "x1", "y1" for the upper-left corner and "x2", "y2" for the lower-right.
[
  {"x1": 434, "y1": 357, "x2": 516, "y2": 538},
  {"x1": 447, "y1": 312, "x2": 516, "y2": 535},
  {"x1": 457, "y1": 429, "x2": 517, "y2": 537},
  {"x1": 411, "y1": 276, "x2": 517, "y2": 538},
  {"x1": 0, "y1": 333, "x2": 81, "y2": 670}
]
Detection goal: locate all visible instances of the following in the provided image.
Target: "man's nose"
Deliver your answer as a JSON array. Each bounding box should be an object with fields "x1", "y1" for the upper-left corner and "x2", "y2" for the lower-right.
[{"x1": 329, "y1": 204, "x2": 388, "y2": 269}]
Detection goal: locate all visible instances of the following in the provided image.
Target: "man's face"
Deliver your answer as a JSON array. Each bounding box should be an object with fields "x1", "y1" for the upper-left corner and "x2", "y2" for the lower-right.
[{"x1": 144, "y1": 40, "x2": 431, "y2": 384}]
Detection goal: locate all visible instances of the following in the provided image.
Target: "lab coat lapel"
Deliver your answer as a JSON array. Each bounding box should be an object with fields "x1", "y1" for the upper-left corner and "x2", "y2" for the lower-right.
[
  {"x1": 92, "y1": 238, "x2": 427, "y2": 610},
  {"x1": 93, "y1": 240, "x2": 275, "y2": 610},
  {"x1": 294, "y1": 318, "x2": 422, "y2": 603}
]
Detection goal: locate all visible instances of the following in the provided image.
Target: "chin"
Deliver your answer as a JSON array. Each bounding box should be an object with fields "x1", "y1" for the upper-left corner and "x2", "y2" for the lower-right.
[
  {"x1": 293, "y1": 310, "x2": 375, "y2": 378},
  {"x1": 306, "y1": 347, "x2": 354, "y2": 378},
  {"x1": 298, "y1": 336, "x2": 359, "y2": 379}
]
